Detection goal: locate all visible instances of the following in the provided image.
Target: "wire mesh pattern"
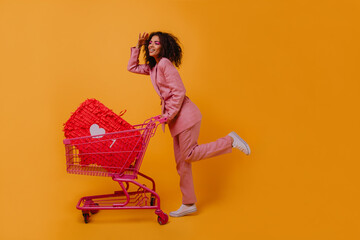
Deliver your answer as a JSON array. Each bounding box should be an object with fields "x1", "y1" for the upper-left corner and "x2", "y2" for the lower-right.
[{"x1": 78, "y1": 186, "x2": 152, "y2": 209}]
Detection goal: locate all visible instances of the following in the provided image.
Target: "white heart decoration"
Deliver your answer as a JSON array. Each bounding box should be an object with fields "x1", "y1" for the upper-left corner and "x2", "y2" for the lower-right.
[{"x1": 90, "y1": 124, "x2": 105, "y2": 138}]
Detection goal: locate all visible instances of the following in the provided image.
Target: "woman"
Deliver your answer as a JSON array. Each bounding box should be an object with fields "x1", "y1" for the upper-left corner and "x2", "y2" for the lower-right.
[{"x1": 127, "y1": 32, "x2": 251, "y2": 217}]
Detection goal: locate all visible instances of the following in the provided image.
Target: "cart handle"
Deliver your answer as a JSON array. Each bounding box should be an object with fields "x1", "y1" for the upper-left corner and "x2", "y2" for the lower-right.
[{"x1": 153, "y1": 115, "x2": 168, "y2": 124}]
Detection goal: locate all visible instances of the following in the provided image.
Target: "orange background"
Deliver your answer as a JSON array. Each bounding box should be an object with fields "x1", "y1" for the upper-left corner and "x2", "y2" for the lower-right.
[{"x1": 1, "y1": 0, "x2": 359, "y2": 239}]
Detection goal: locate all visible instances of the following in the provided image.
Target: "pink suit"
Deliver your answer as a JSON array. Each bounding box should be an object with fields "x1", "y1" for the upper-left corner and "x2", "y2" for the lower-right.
[{"x1": 128, "y1": 47, "x2": 232, "y2": 204}]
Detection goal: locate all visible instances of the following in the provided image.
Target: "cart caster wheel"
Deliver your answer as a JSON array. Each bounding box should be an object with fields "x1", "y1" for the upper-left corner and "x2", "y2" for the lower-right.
[
  {"x1": 150, "y1": 196, "x2": 156, "y2": 206},
  {"x1": 83, "y1": 213, "x2": 90, "y2": 224},
  {"x1": 91, "y1": 210, "x2": 99, "y2": 214},
  {"x1": 157, "y1": 213, "x2": 168, "y2": 225},
  {"x1": 90, "y1": 203, "x2": 99, "y2": 214}
]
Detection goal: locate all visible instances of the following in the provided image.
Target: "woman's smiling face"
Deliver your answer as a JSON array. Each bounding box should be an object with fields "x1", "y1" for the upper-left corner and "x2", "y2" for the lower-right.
[{"x1": 148, "y1": 35, "x2": 161, "y2": 61}]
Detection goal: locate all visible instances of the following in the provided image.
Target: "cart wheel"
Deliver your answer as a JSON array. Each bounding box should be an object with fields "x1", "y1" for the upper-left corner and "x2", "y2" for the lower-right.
[
  {"x1": 90, "y1": 203, "x2": 99, "y2": 214},
  {"x1": 90, "y1": 209, "x2": 99, "y2": 214},
  {"x1": 157, "y1": 213, "x2": 168, "y2": 225},
  {"x1": 83, "y1": 213, "x2": 90, "y2": 224},
  {"x1": 150, "y1": 196, "x2": 156, "y2": 206}
]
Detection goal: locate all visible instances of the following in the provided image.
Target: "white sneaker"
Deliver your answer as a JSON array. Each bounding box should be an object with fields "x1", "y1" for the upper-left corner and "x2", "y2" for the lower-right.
[
  {"x1": 169, "y1": 204, "x2": 197, "y2": 217},
  {"x1": 228, "y1": 132, "x2": 251, "y2": 155}
]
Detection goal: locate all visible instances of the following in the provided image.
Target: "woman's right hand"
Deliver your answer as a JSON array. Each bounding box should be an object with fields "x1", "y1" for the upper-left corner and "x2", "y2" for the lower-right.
[{"x1": 137, "y1": 32, "x2": 149, "y2": 48}]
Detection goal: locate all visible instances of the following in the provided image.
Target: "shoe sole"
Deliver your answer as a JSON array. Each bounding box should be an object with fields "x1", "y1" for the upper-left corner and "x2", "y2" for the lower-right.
[
  {"x1": 169, "y1": 208, "x2": 197, "y2": 217},
  {"x1": 231, "y1": 132, "x2": 251, "y2": 155}
]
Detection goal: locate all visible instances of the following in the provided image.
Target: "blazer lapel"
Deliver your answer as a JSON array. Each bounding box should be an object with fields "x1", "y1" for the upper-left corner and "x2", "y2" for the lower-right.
[
  {"x1": 150, "y1": 64, "x2": 166, "y2": 133},
  {"x1": 150, "y1": 65, "x2": 161, "y2": 97}
]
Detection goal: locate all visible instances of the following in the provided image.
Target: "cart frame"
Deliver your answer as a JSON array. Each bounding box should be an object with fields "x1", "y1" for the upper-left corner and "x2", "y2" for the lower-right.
[{"x1": 63, "y1": 116, "x2": 168, "y2": 224}]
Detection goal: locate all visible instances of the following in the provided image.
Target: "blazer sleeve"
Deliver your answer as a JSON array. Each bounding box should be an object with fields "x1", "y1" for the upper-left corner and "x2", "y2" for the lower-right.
[
  {"x1": 127, "y1": 47, "x2": 150, "y2": 75},
  {"x1": 158, "y1": 58, "x2": 186, "y2": 122}
]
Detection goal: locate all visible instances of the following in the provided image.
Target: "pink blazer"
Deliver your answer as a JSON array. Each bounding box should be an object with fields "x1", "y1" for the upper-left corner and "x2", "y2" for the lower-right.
[{"x1": 127, "y1": 47, "x2": 202, "y2": 137}]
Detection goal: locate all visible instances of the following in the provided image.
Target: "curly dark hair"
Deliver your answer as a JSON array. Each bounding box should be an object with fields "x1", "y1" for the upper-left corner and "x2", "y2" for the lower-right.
[{"x1": 144, "y1": 31, "x2": 183, "y2": 69}]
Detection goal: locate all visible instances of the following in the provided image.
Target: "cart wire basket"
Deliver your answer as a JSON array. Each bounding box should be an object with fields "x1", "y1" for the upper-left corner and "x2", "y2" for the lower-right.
[{"x1": 63, "y1": 116, "x2": 168, "y2": 225}]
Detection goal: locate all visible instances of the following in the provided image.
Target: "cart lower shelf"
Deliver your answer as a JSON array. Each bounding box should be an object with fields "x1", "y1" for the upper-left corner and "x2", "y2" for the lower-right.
[{"x1": 76, "y1": 173, "x2": 168, "y2": 225}]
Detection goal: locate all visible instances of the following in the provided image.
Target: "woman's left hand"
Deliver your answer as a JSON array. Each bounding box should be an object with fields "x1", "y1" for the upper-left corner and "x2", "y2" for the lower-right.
[{"x1": 160, "y1": 115, "x2": 168, "y2": 124}]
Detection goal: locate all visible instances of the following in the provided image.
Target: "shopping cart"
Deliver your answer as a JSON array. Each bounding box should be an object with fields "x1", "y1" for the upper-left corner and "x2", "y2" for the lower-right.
[{"x1": 63, "y1": 116, "x2": 168, "y2": 225}]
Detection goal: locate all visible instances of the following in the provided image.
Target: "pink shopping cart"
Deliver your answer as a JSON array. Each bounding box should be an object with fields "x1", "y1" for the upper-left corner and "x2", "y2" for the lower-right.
[{"x1": 63, "y1": 116, "x2": 168, "y2": 225}]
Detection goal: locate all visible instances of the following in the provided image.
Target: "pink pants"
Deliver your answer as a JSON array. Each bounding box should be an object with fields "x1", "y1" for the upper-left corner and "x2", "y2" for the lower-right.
[{"x1": 172, "y1": 121, "x2": 233, "y2": 204}]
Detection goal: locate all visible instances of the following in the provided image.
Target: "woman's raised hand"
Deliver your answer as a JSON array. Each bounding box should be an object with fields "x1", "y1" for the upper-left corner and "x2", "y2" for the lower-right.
[{"x1": 137, "y1": 32, "x2": 149, "y2": 48}]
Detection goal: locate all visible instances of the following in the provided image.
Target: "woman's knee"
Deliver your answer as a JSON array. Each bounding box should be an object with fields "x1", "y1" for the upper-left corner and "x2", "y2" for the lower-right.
[
  {"x1": 184, "y1": 155, "x2": 192, "y2": 163},
  {"x1": 184, "y1": 147, "x2": 197, "y2": 163}
]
